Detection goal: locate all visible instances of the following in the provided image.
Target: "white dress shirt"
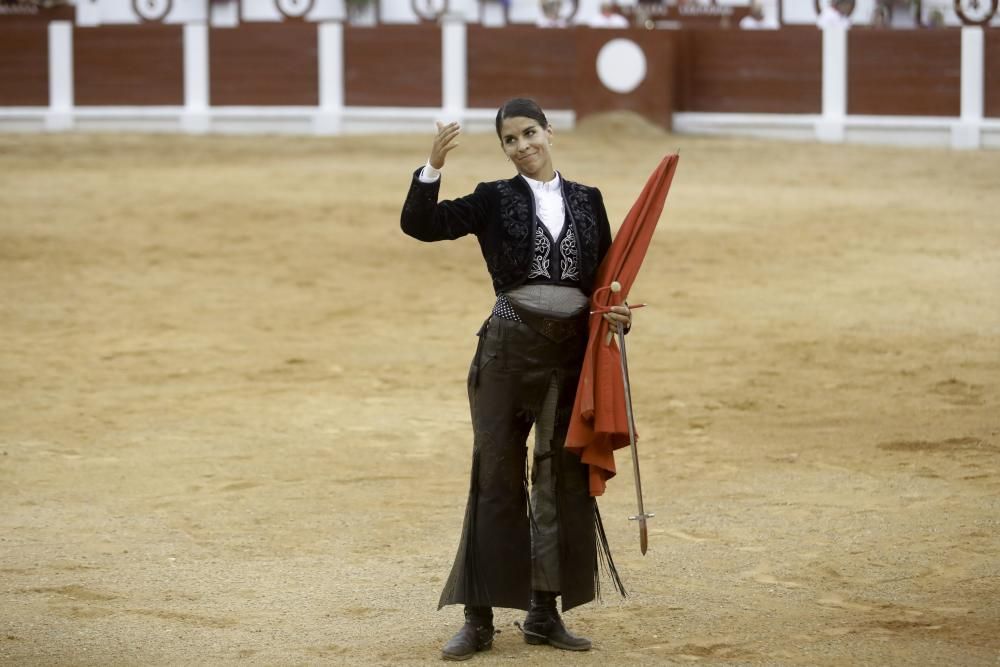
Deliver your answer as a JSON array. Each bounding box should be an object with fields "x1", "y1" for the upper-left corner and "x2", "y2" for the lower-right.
[{"x1": 522, "y1": 172, "x2": 565, "y2": 239}]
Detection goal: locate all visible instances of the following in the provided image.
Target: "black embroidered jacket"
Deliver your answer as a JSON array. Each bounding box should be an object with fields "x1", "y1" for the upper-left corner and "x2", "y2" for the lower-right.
[{"x1": 400, "y1": 168, "x2": 613, "y2": 295}]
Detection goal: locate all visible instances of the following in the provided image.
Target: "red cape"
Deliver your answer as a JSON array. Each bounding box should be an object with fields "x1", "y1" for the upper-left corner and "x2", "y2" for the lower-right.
[{"x1": 565, "y1": 154, "x2": 680, "y2": 496}]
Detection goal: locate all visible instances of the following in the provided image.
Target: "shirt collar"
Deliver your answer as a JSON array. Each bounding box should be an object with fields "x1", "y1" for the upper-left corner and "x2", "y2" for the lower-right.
[{"x1": 522, "y1": 171, "x2": 562, "y2": 193}]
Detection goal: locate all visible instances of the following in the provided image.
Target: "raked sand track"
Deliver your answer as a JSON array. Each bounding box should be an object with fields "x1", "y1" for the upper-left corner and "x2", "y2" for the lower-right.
[{"x1": 1, "y1": 118, "x2": 998, "y2": 665}]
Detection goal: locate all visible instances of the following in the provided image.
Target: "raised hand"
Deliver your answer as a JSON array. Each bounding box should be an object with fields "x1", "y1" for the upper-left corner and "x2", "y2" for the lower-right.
[{"x1": 430, "y1": 121, "x2": 461, "y2": 170}]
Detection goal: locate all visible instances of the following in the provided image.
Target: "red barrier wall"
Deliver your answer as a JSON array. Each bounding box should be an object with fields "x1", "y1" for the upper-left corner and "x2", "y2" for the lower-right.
[
  {"x1": 344, "y1": 25, "x2": 441, "y2": 107},
  {"x1": 847, "y1": 29, "x2": 961, "y2": 117},
  {"x1": 468, "y1": 27, "x2": 678, "y2": 128},
  {"x1": 467, "y1": 26, "x2": 577, "y2": 110},
  {"x1": 210, "y1": 23, "x2": 318, "y2": 106},
  {"x1": 676, "y1": 27, "x2": 822, "y2": 113},
  {"x1": 0, "y1": 20, "x2": 996, "y2": 127},
  {"x1": 74, "y1": 26, "x2": 184, "y2": 106},
  {"x1": 986, "y1": 30, "x2": 1000, "y2": 118},
  {"x1": 0, "y1": 21, "x2": 48, "y2": 106},
  {"x1": 573, "y1": 28, "x2": 677, "y2": 128}
]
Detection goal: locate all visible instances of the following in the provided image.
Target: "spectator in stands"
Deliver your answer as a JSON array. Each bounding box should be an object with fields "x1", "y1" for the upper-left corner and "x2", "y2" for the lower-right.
[
  {"x1": 871, "y1": 1, "x2": 891, "y2": 28},
  {"x1": 537, "y1": 0, "x2": 568, "y2": 27},
  {"x1": 588, "y1": 2, "x2": 629, "y2": 28},
  {"x1": 739, "y1": 0, "x2": 778, "y2": 29},
  {"x1": 817, "y1": 0, "x2": 852, "y2": 29}
]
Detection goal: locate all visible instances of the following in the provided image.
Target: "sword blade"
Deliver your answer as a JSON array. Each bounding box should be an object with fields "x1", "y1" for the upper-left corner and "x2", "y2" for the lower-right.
[{"x1": 617, "y1": 323, "x2": 652, "y2": 555}]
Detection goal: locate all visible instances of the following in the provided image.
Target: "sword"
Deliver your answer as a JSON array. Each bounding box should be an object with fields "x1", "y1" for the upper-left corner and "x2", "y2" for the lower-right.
[{"x1": 615, "y1": 303, "x2": 654, "y2": 555}]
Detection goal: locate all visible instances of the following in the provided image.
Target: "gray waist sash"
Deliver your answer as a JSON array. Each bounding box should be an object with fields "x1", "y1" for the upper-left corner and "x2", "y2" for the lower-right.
[{"x1": 503, "y1": 285, "x2": 590, "y2": 343}]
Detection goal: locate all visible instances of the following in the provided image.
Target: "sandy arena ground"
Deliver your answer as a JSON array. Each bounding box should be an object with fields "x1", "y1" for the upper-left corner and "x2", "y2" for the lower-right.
[{"x1": 1, "y1": 119, "x2": 998, "y2": 666}]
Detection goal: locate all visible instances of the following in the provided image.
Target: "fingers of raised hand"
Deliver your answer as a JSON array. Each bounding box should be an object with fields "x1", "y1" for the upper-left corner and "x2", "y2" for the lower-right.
[
  {"x1": 430, "y1": 123, "x2": 461, "y2": 169},
  {"x1": 432, "y1": 123, "x2": 460, "y2": 150},
  {"x1": 436, "y1": 121, "x2": 461, "y2": 141},
  {"x1": 441, "y1": 135, "x2": 461, "y2": 153}
]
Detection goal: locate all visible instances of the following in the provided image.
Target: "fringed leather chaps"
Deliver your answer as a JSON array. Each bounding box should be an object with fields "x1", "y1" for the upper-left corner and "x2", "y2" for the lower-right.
[{"x1": 438, "y1": 315, "x2": 623, "y2": 613}]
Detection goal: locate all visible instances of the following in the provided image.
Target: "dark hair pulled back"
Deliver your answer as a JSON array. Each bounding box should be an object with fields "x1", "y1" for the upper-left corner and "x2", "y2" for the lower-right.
[{"x1": 495, "y1": 98, "x2": 549, "y2": 139}]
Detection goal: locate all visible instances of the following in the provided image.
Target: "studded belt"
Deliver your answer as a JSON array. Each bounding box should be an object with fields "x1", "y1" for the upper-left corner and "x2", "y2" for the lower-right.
[{"x1": 503, "y1": 298, "x2": 588, "y2": 344}]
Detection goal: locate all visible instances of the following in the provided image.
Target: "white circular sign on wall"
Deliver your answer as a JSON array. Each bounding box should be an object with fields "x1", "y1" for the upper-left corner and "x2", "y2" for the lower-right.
[
  {"x1": 132, "y1": 0, "x2": 171, "y2": 21},
  {"x1": 276, "y1": 0, "x2": 313, "y2": 17},
  {"x1": 596, "y1": 39, "x2": 647, "y2": 95}
]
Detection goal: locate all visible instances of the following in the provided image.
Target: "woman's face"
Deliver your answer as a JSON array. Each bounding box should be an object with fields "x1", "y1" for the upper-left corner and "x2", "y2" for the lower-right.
[{"x1": 499, "y1": 116, "x2": 555, "y2": 181}]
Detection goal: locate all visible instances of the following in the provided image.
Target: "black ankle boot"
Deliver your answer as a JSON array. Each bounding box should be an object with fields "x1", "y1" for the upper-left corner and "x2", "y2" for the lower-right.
[
  {"x1": 521, "y1": 590, "x2": 592, "y2": 651},
  {"x1": 441, "y1": 606, "x2": 495, "y2": 661}
]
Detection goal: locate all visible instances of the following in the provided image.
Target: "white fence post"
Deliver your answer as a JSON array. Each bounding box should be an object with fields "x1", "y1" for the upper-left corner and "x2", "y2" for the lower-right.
[
  {"x1": 816, "y1": 25, "x2": 847, "y2": 143},
  {"x1": 816, "y1": 26, "x2": 848, "y2": 143},
  {"x1": 183, "y1": 23, "x2": 210, "y2": 133},
  {"x1": 45, "y1": 21, "x2": 73, "y2": 131},
  {"x1": 441, "y1": 15, "x2": 466, "y2": 122},
  {"x1": 953, "y1": 26, "x2": 984, "y2": 150},
  {"x1": 315, "y1": 21, "x2": 344, "y2": 135}
]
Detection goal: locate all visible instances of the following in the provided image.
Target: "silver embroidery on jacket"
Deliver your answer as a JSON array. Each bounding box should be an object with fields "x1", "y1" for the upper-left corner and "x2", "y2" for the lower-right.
[
  {"x1": 560, "y1": 225, "x2": 579, "y2": 281},
  {"x1": 528, "y1": 226, "x2": 552, "y2": 279}
]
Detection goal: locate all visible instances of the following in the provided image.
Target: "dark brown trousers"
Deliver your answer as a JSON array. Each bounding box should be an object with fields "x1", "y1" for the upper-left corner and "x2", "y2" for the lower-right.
[{"x1": 437, "y1": 315, "x2": 598, "y2": 613}]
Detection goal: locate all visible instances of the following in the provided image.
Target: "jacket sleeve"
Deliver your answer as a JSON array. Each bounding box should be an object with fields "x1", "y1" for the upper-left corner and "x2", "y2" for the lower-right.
[
  {"x1": 592, "y1": 187, "x2": 613, "y2": 264},
  {"x1": 400, "y1": 167, "x2": 489, "y2": 242}
]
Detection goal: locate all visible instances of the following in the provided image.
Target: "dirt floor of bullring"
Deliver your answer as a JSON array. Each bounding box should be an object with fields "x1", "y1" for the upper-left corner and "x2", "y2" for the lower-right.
[{"x1": 1, "y1": 116, "x2": 998, "y2": 665}]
